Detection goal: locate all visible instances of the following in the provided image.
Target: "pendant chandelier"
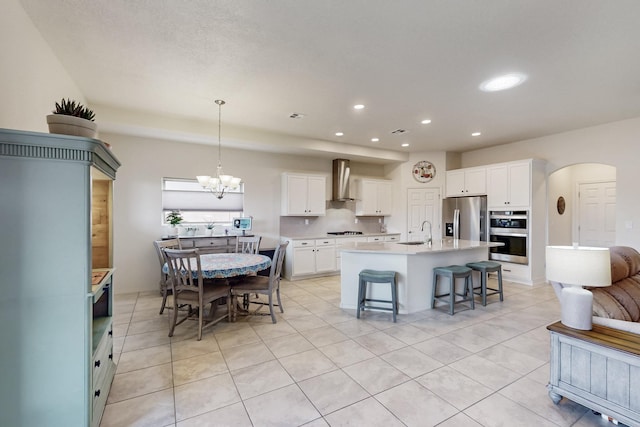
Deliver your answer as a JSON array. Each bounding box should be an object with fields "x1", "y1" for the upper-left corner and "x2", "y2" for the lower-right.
[{"x1": 196, "y1": 99, "x2": 241, "y2": 199}]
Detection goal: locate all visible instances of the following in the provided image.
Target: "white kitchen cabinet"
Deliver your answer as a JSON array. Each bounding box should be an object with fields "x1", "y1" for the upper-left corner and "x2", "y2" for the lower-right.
[
  {"x1": 384, "y1": 234, "x2": 400, "y2": 242},
  {"x1": 315, "y1": 239, "x2": 337, "y2": 273},
  {"x1": 445, "y1": 167, "x2": 486, "y2": 197},
  {"x1": 281, "y1": 173, "x2": 326, "y2": 216},
  {"x1": 284, "y1": 238, "x2": 337, "y2": 279},
  {"x1": 355, "y1": 179, "x2": 392, "y2": 216},
  {"x1": 487, "y1": 161, "x2": 531, "y2": 209}
]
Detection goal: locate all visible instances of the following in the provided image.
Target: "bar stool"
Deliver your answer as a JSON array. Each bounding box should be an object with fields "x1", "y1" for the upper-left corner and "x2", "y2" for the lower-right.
[
  {"x1": 357, "y1": 269, "x2": 398, "y2": 322},
  {"x1": 431, "y1": 265, "x2": 474, "y2": 315},
  {"x1": 466, "y1": 261, "x2": 504, "y2": 306}
]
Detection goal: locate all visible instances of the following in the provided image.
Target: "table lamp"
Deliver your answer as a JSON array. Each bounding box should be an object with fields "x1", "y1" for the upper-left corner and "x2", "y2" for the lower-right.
[{"x1": 546, "y1": 245, "x2": 611, "y2": 330}]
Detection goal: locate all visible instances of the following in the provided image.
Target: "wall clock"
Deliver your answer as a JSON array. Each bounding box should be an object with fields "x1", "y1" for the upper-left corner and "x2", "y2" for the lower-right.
[{"x1": 412, "y1": 160, "x2": 436, "y2": 183}]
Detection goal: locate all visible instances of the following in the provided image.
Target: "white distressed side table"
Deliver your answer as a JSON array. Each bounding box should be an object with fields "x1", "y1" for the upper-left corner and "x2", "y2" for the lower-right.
[{"x1": 547, "y1": 321, "x2": 640, "y2": 426}]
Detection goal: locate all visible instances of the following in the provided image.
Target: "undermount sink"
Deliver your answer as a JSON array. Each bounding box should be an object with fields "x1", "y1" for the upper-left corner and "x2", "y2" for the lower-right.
[{"x1": 397, "y1": 241, "x2": 425, "y2": 245}]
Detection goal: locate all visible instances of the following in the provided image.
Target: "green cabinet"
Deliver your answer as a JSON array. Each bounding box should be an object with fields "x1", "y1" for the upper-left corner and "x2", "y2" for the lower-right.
[{"x1": 0, "y1": 128, "x2": 120, "y2": 427}]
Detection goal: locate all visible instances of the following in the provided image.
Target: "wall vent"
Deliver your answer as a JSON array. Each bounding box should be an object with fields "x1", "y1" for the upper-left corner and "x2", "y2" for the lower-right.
[{"x1": 391, "y1": 128, "x2": 407, "y2": 134}]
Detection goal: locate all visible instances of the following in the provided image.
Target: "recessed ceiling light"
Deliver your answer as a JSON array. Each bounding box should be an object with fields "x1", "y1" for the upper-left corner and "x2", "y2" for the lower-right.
[
  {"x1": 471, "y1": 132, "x2": 482, "y2": 137},
  {"x1": 335, "y1": 132, "x2": 344, "y2": 136},
  {"x1": 371, "y1": 138, "x2": 379, "y2": 142},
  {"x1": 401, "y1": 143, "x2": 409, "y2": 147},
  {"x1": 479, "y1": 73, "x2": 527, "y2": 92},
  {"x1": 353, "y1": 104, "x2": 365, "y2": 110},
  {"x1": 421, "y1": 119, "x2": 432, "y2": 124}
]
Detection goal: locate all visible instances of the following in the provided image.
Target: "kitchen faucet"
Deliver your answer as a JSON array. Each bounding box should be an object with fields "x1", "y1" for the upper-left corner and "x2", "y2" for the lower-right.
[{"x1": 421, "y1": 220, "x2": 432, "y2": 245}]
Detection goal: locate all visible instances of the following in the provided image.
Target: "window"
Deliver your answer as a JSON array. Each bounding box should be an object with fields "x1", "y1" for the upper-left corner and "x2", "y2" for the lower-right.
[{"x1": 162, "y1": 178, "x2": 243, "y2": 224}]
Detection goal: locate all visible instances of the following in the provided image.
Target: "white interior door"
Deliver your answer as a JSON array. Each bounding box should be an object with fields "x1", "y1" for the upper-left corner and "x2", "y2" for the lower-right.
[
  {"x1": 578, "y1": 181, "x2": 616, "y2": 247},
  {"x1": 407, "y1": 188, "x2": 440, "y2": 242}
]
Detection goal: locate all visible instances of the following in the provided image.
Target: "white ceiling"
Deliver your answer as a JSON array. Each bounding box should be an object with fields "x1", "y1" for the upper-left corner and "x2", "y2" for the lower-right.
[{"x1": 20, "y1": 0, "x2": 640, "y2": 156}]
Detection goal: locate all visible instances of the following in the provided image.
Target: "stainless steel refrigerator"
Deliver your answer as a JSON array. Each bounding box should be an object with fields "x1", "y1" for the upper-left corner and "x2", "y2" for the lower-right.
[{"x1": 442, "y1": 196, "x2": 487, "y2": 241}]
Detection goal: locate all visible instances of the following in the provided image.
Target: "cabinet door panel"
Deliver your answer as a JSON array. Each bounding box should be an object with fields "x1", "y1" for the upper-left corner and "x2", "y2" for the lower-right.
[
  {"x1": 507, "y1": 163, "x2": 531, "y2": 207},
  {"x1": 286, "y1": 175, "x2": 308, "y2": 215},
  {"x1": 315, "y1": 246, "x2": 336, "y2": 272},
  {"x1": 306, "y1": 176, "x2": 326, "y2": 215},
  {"x1": 487, "y1": 165, "x2": 509, "y2": 208},
  {"x1": 465, "y1": 168, "x2": 487, "y2": 195},
  {"x1": 377, "y1": 182, "x2": 393, "y2": 215},
  {"x1": 360, "y1": 181, "x2": 378, "y2": 214},
  {"x1": 445, "y1": 170, "x2": 466, "y2": 197},
  {"x1": 292, "y1": 247, "x2": 316, "y2": 275}
]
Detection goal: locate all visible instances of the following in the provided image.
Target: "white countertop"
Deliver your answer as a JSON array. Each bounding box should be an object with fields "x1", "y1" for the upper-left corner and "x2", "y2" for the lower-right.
[
  {"x1": 281, "y1": 232, "x2": 400, "y2": 240},
  {"x1": 339, "y1": 239, "x2": 501, "y2": 255}
]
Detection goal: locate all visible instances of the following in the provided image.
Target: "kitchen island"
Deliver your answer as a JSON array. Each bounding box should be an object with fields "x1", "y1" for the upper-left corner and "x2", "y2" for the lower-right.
[{"x1": 340, "y1": 239, "x2": 502, "y2": 314}]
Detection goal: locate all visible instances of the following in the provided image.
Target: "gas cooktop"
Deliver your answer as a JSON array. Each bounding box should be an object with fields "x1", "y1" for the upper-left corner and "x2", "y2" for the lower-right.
[{"x1": 327, "y1": 231, "x2": 363, "y2": 235}]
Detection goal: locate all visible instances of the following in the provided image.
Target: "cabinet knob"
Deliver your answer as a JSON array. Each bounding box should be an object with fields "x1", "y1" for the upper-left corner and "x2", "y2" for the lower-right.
[
  {"x1": 95, "y1": 360, "x2": 101, "y2": 368},
  {"x1": 95, "y1": 389, "x2": 101, "y2": 398},
  {"x1": 109, "y1": 353, "x2": 113, "y2": 360}
]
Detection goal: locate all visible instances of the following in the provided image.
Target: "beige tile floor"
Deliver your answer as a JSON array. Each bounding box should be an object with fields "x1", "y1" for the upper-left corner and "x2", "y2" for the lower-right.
[{"x1": 101, "y1": 275, "x2": 622, "y2": 427}]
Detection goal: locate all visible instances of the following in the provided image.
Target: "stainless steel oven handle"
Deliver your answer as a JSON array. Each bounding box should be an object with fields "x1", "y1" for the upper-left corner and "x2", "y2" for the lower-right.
[
  {"x1": 489, "y1": 214, "x2": 528, "y2": 220},
  {"x1": 490, "y1": 231, "x2": 528, "y2": 238}
]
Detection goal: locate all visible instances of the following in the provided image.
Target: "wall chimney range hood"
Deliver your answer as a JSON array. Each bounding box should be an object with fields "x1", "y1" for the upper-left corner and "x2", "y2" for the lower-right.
[{"x1": 332, "y1": 159, "x2": 353, "y2": 201}]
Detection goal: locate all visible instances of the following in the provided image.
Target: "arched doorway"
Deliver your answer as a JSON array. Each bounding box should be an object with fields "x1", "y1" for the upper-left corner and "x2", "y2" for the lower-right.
[{"x1": 547, "y1": 163, "x2": 616, "y2": 247}]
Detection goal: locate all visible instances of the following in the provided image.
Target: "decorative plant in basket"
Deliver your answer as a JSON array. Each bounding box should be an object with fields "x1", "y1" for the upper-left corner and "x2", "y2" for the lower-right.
[{"x1": 46, "y1": 98, "x2": 98, "y2": 138}]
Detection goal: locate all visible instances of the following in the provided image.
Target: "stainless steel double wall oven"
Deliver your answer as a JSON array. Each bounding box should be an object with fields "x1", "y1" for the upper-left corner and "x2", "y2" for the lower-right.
[{"x1": 489, "y1": 210, "x2": 528, "y2": 264}]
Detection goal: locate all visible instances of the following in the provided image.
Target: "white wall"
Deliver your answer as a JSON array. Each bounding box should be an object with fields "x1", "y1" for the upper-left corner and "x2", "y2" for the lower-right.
[
  {"x1": 461, "y1": 117, "x2": 640, "y2": 248},
  {"x1": 386, "y1": 151, "x2": 447, "y2": 240},
  {"x1": 1, "y1": 0, "x2": 86, "y2": 132}
]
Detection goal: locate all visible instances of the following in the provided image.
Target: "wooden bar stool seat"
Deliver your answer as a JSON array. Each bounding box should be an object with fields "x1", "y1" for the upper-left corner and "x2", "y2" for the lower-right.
[
  {"x1": 466, "y1": 261, "x2": 504, "y2": 306},
  {"x1": 431, "y1": 265, "x2": 474, "y2": 315},
  {"x1": 357, "y1": 269, "x2": 398, "y2": 322}
]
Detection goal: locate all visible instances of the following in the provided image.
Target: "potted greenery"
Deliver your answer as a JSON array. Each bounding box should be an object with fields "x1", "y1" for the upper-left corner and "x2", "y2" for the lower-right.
[
  {"x1": 166, "y1": 211, "x2": 183, "y2": 236},
  {"x1": 46, "y1": 98, "x2": 98, "y2": 138},
  {"x1": 205, "y1": 221, "x2": 216, "y2": 236}
]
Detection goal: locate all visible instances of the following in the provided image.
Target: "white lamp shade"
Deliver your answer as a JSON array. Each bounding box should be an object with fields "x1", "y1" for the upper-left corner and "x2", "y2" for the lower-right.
[
  {"x1": 196, "y1": 175, "x2": 211, "y2": 186},
  {"x1": 546, "y1": 246, "x2": 611, "y2": 287},
  {"x1": 230, "y1": 177, "x2": 242, "y2": 188},
  {"x1": 219, "y1": 174, "x2": 233, "y2": 186}
]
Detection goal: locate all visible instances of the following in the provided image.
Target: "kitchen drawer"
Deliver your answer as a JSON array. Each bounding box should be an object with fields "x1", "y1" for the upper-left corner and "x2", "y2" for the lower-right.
[
  {"x1": 192, "y1": 238, "x2": 230, "y2": 247},
  {"x1": 367, "y1": 236, "x2": 385, "y2": 242},
  {"x1": 498, "y1": 262, "x2": 530, "y2": 279},
  {"x1": 92, "y1": 323, "x2": 115, "y2": 427},
  {"x1": 293, "y1": 239, "x2": 315, "y2": 248},
  {"x1": 315, "y1": 238, "x2": 336, "y2": 247},
  {"x1": 384, "y1": 234, "x2": 400, "y2": 242},
  {"x1": 92, "y1": 324, "x2": 112, "y2": 384}
]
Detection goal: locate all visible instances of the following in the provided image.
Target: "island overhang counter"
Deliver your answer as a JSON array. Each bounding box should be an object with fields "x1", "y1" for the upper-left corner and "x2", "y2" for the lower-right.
[{"x1": 340, "y1": 239, "x2": 503, "y2": 314}]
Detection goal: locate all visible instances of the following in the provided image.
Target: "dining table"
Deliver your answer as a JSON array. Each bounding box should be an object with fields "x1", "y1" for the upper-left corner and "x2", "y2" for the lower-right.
[{"x1": 163, "y1": 252, "x2": 271, "y2": 279}]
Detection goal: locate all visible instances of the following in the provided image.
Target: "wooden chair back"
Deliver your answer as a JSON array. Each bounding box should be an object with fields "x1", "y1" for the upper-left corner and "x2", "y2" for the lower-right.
[
  {"x1": 153, "y1": 239, "x2": 181, "y2": 277},
  {"x1": 235, "y1": 235, "x2": 261, "y2": 254},
  {"x1": 268, "y1": 241, "x2": 289, "y2": 289},
  {"x1": 163, "y1": 248, "x2": 202, "y2": 295}
]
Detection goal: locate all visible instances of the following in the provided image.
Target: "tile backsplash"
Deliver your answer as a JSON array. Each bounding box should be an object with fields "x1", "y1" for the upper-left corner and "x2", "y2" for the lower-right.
[{"x1": 280, "y1": 200, "x2": 388, "y2": 237}]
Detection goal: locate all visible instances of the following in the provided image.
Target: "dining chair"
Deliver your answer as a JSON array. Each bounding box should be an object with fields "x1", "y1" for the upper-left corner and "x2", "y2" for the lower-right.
[
  {"x1": 231, "y1": 241, "x2": 289, "y2": 323},
  {"x1": 163, "y1": 248, "x2": 231, "y2": 340},
  {"x1": 235, "y1": 235, "x2": 262, "y2": 254},
  {"x1": 153, "y1": 238, "x2": 181, "y2": 314}
]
